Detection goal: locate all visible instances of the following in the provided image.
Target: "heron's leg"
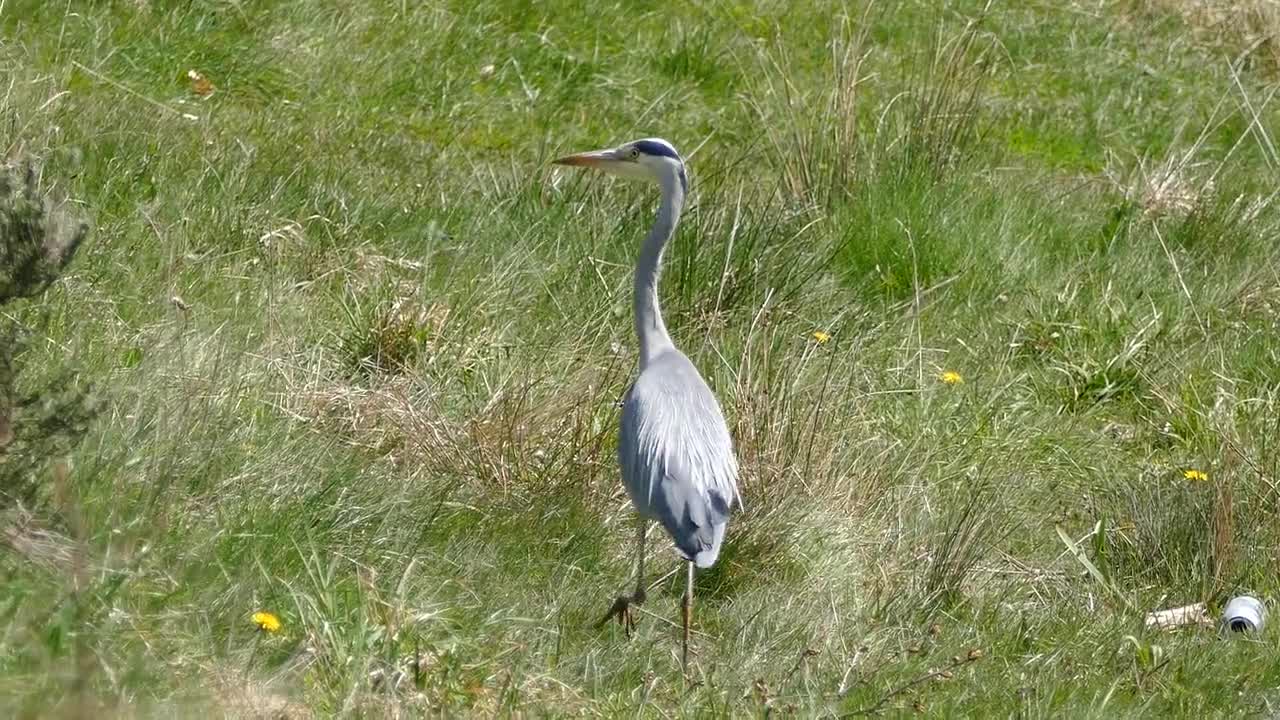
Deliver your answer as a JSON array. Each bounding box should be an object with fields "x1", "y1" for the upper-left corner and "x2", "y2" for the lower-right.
[
  {"x1": 617, "y1": 518, "x2": 649, "y2": 636},
  {"x1": 632, "y1": 519, "x2": 649, "y2": 604},
  {"x1": 681, "y1": 560, "x2": 694, "y2": 673},
  {"x1": 594, "y1": 518, "x2": 650, "y2": 634}
]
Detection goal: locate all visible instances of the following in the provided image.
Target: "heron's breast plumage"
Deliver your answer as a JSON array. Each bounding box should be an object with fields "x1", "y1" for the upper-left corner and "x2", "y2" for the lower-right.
[{"x1": 618, "y1": 349, "x2": 739, "y2": 568}]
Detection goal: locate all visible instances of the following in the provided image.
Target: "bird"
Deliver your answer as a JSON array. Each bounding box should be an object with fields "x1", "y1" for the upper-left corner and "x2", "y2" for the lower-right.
[{"x1": 552, "y1": 138, "x2": 741, "y2": 672}]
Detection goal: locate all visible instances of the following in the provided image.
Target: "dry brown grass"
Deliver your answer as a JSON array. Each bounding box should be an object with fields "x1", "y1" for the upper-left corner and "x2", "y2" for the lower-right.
[
  {"x1": 1, "y1": 506, "x2": 78, "y2": 574},
  {"x1": 274, "y1": 345, "x2": 629, "y2": 500},
  {"x1": 1147, "y1": 0, "x2": 1280, "y2": 72},
  {"x1": 205, "y1": 669, "x2": 313, "y2": 720}
]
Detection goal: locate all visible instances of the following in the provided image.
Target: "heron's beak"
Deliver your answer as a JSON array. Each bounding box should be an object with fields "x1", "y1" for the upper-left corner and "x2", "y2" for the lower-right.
[{"x1": 551, "y1": 148, "x2": 621, "y2": 169}]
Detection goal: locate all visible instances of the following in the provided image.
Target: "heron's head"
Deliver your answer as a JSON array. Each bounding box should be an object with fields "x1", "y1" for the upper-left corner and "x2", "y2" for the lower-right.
[{"x1": 552, "y1": 138, "x2": 688, "y2": 193}]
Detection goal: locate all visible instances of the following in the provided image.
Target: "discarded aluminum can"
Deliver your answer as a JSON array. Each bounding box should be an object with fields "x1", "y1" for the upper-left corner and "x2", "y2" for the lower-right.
[{"x1": 1222, "y1": 596, "x2": 1266, "y2": 633}]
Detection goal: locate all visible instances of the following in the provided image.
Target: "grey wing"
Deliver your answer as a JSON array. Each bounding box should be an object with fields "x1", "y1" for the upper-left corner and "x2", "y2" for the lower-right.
[{"x1": 618, "y1": 350, "x2": 740, "y2": 568}]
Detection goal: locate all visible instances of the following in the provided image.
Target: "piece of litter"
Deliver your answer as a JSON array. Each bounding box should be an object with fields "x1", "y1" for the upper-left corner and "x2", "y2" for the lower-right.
[
  {"x1": 1144, "y1": 602, "x2": 1212, "y2": 631},
  {"x1": 1222, "y1": 596, "x2": 1266, "y2": 633}
]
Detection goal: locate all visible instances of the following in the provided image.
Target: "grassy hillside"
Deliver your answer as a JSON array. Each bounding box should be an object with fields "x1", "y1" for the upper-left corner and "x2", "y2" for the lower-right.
[{"x1": 3, "y1": 0, "x2": 1280, "y2": 716}]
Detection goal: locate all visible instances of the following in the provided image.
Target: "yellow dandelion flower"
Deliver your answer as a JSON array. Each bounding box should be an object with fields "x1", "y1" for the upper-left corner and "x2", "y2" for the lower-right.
[
  {"x1": 1183, "y1": 469, "x2": 1208, "y2": 482},
  {"x1": 252, "y1": 611, "x2": 282, "y2": 633},
  {"x1": 811, "y1": 330, "x2": 831, "y2": 345},
  {"x1": 940, "y1": 370, "x2": 963, "y2": 385}
]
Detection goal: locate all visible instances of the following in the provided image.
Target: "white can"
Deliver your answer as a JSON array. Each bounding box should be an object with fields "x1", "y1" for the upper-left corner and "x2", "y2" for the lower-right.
[{"x1": 1222, "y1": 596, "x2": 1266, "y2": 633}]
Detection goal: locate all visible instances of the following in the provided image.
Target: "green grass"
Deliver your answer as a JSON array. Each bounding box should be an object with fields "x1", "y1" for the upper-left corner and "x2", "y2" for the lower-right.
[{"x1": 3, "y1": 0, "x2": 1280, "y2": 716}]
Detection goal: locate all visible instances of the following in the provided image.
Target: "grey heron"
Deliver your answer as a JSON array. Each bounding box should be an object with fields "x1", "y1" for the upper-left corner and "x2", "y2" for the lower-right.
[{"x1": 553, "y1": 138, "x2": 741, "y2": 671}]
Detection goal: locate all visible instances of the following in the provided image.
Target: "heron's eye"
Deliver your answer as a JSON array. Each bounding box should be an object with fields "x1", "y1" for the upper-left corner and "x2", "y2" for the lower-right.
[{"x1": 628, "y1": 147, "x2": 640, "y2": 160}]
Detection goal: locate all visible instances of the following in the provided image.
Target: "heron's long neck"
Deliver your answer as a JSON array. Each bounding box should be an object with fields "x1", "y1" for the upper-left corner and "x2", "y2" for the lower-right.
[{"x1": 634, "y1": 172, "x2": 684, "y2": 367}]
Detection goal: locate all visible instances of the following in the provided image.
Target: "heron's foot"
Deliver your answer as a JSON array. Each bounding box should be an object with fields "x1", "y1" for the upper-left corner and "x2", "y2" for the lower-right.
[
  {"x1": 594, "y1": 589, "x2": 646, "y2": 636},
  {"x1": 594, "y1": 594, "x2": 636, "y2": 636}
]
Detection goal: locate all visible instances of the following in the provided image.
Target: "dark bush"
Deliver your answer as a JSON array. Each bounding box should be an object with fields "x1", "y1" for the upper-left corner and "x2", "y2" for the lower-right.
[{"x1": 0, "y1": 161, "x2": 92, "y2": 509}]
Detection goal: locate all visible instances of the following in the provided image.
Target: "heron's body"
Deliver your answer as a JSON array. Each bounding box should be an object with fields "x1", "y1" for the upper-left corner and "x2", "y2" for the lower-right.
[
  {"x1": 620, "y1": 347, "x2": 737, "y2": 568},
  {"x1": 553, "y1": 136, "x2": 739, "y2": 671}
]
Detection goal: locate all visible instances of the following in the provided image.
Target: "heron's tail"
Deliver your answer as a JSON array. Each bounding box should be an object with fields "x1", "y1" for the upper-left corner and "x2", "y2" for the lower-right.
[
  {"x1": 693, "y1": 546, "x2": 720, "y2": 568},
  {"x1": 690, "y1": 521, "x2": 727, "y2": 568}
]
